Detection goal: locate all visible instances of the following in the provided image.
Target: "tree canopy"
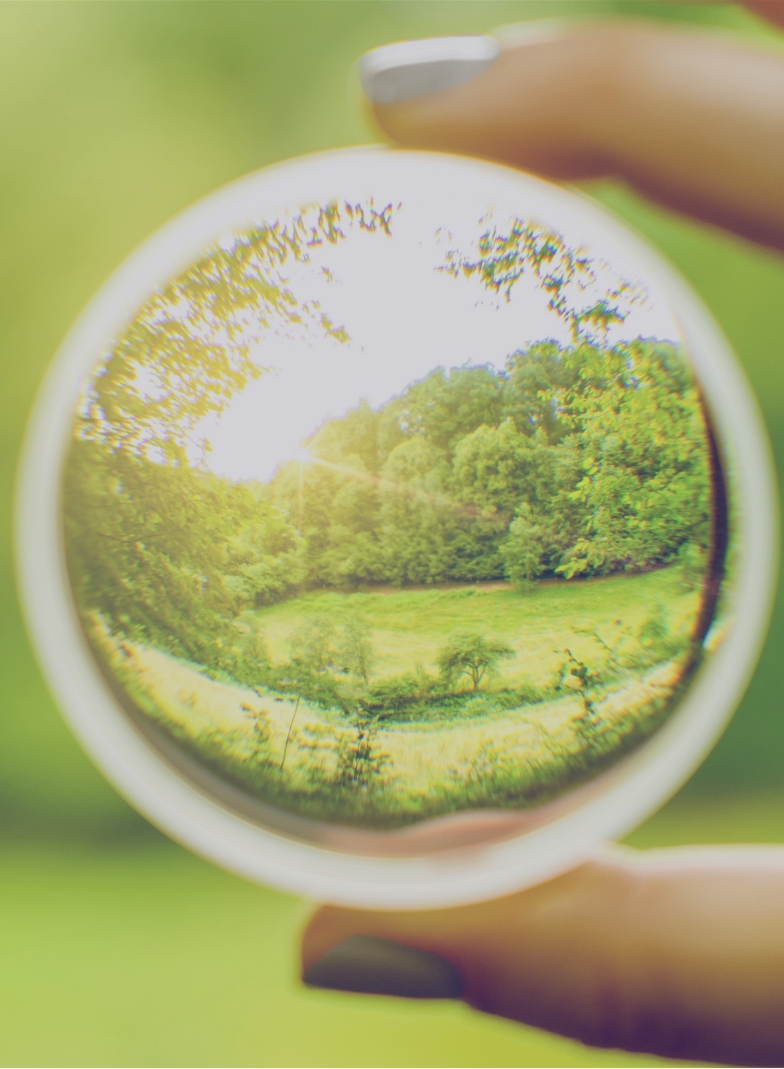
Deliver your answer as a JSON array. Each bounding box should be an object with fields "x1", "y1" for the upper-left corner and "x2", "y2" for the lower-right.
[
  {"x1": 442, "y1": 217, "x2": 644, "y2": 344},
  {"x1": 437, "y1": 632, "x2": 514, "y2": 692},
  {"x1": 267, "y1": 338, "x2": 712, "y2": 588}
]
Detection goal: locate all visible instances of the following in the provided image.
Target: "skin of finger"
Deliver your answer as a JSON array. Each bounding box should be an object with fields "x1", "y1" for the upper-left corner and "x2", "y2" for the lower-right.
[
  {"x1": 301, "y1": 850, "x2": 784, "y2": 1067},
  {"x1": 369, "y1": 21, "x2": 784, "y2": 252},
  {"x1": 744, "y1": 0, "x2": 784, "y2": 29}
]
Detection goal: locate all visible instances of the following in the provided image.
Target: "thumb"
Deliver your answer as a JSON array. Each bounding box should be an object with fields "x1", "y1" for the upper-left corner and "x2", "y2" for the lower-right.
[
  {"x1": 301, "y1": 850, "x2": 637, "y2": 1040},
  {"x1": 301, "y1": 844, "x2": 784, "y2": 1067}
]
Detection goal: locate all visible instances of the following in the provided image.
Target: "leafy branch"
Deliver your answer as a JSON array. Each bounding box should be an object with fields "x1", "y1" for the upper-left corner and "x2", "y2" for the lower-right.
[{"x1": 442, "y1": 216, "x2": 645, "y2": 344}]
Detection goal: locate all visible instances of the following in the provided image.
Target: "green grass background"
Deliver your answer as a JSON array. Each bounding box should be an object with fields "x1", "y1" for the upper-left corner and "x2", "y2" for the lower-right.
[{"x1": 1, "y1": 2, "x2": 783, "y2": 1065}]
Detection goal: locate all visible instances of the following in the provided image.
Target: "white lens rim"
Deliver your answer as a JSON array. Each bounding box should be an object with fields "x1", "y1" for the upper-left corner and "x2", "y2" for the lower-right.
[{"x1": 15, "y1": 147, "x2": 778, "y2": 908}]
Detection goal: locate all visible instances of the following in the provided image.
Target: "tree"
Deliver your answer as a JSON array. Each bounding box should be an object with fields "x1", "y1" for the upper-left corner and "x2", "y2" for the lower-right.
[
  {"x1": 64, "y1": 199, "x2": 397, "y2": 673},
  {"x1": 335, "y1": 708, "x2": 389, "y2": 793},
  {"x1": 380, "y1": 365, "x2": 503, "y2": 457},
  {"x1": 452, "y1": 418, "x2": 539, "y2": 517},
  {"x1": 500, "y1": 504, "x2": 546, "y2": 588},
  {"x1": 223, "y1": 616, "x2": 270, "y2": 689},
  {"x1": 437, "y1": 632, "x2": 514, "y2": 692},
  {"x1": 64, "y1": 187, "x2": 717, "y2": 702},
  {"x1": 377, "y1": 436, "x2": 455, "y2": 585},
  {"x1": 502, "y1": 342, "x2": 577, "y2": 442},
  {"x1": 288, "y1": 614, "x2": 337, "y2": 674},
  {"x1": 63, "y1": 437, "x2": 302, "y2": 673},
  {"x1": 554, "y1": 340, "x2": 712, "y2": 578},
  {"x1": 64, "y1": 437, "x2": 247, "y2": 666},
  {"x1": 227, "y1": 497, "x2": 305, "y2": 607},
  {"x1": 336, "y1": 615, "x2": 374, "y2": 684},
  {"x1": 288, "y1": 612, "x2": 374, "y2": 686}
]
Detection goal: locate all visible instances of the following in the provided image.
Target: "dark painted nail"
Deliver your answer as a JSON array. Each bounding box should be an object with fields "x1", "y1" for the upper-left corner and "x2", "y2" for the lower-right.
[{"x1": 303, "y1": 935, "x2": 463, "y2": 999}]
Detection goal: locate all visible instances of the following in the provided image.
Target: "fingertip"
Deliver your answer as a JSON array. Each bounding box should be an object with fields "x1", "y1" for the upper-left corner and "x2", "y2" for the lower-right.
[
  {"x1": 358, "y1": 35, "x2": 499, "y2": 106},
  {"x1": 357, "y1": 25, "x2": 603, "y2": 175}
]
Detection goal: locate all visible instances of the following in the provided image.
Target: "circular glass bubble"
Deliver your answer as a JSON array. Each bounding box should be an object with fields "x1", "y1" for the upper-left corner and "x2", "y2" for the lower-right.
[{"x1": 17, "y1": 148, "x2": 776, "y2": 907}]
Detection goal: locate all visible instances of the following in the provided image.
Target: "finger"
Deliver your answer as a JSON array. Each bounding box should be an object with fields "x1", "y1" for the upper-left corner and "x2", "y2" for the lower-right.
[
  {"x1": 366, "y1": 21, "x2": 784, "y2": 252},
  {"x1": 301, "y1": 846, "x2": 784, "y2": 1067},
  {"x1": 744, "y1": 0, "x2": 784, "y2": 29}
]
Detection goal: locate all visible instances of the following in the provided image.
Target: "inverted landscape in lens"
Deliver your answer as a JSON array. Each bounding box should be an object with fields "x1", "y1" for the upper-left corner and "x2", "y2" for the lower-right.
[{"x1": 62, "y1": 193, "x2": 730, "y2": 832}]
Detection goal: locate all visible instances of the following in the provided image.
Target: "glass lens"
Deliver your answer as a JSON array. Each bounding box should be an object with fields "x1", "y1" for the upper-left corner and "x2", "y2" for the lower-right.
[{"x1": 62, "y1": 182, "x2": 731, "y2": 841}]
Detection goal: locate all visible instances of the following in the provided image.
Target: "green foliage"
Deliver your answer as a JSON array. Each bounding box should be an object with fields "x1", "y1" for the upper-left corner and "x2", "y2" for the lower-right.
[
  {"x1": 265, "y1": 339, "x2": 712, "y2": 593},
  {"x1": 442, "y1": 216, "x2": 644, "y2": 343},
  {"x1": 88, "y1": 565, "x2": 698, "y2": 830},
  {"x1": 553, "y1": 341, "x2": 712, "y2": 578},
  {"x1": 264, "y1": 662, "x2": 344, "y2": 713},
  {"x1": 437, "y1": 631, "x2": 514, "y2": 692},
  {"x1": 0, "y1": 0, "x2": 778, "y2": 1059},
  {"x1": 63, "y1": 438, "x2": 300, "y2": 671},
  {"x1": 452, "y1": 418, "x2": 541, "y2": 516},
  {"x1": 79, "y1": 201, "x2": 393, "y2": 461},
  {"x1": 380, "y1": 364, "x2": 503, "y2": 455},
  {"x1": 64, "y1": 198, "x2": 399, "y2": 668},
  {"x1": 638, "y1": 605, "x2": 670, "y2": 650},
  {"x1": 364, "y1": 666, "x2": 441, "y2": 716},
  {"x1": 333, "y1": 709, "x2": 389, "y2": 793},
  {"x1": 678, "y1": 541, "x2": 708, "y2": 591},
  {"x1": 218, "y1": 615, "x2": 270, "y2": 689},
  {"x1": 288, "y1": 610, "x2": 374, "y2": 685},
  {"x1": 500, "y1": 503, "x2": 546, "y2": 589},
  {"x1": 63, "y1": 204, "x2": 716, "y2": 719}
]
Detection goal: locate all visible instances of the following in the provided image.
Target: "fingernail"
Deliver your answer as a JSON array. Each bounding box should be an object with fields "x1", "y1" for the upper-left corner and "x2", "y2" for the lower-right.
[
  {"x1": 359, "y1": 36, "x2": 500, "y2": 105},
  {"x1": 303, "y1": 935, "x2": 463, "y2": 999}
]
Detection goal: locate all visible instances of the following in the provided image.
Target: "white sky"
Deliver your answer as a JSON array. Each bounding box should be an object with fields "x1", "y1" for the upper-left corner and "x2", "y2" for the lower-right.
[{"x1": 200, "y1": 200, "x2": 680, "y2": 483}]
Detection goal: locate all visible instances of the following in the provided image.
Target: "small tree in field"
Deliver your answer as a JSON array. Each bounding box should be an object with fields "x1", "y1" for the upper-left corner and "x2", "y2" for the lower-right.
[
  {"x1": 335, "y1": 615, "x2": 374, "y2": 684},
  {"x1": 438, "y1": 631, "x2": 514, "y2": 692}
]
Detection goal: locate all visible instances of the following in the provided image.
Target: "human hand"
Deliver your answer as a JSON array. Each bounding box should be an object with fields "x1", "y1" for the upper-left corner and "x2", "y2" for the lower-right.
[
  {"x1": 360, "y1": 2, "x2": 784, "y2": 252},
  {"x1": 303, "y1": 845, "x2": 784, "y2": 1066},
  {"x1": 301, "y1": 7, "x2": 784, "y2": 1066}
]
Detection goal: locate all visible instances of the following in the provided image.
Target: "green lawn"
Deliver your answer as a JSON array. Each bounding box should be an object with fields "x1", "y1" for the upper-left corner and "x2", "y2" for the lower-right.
[
  {"x1": 99, "y1": 567, "x2": 701, "y2": 828},
  {"x1": 252, "y1": 568, "x2": 700, "y2": 683}
]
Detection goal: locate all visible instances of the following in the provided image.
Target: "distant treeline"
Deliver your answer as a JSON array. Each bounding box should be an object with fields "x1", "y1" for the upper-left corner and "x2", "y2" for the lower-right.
[
  {"x1": 267, "y1": 339, "x2": 711, "y2": 589},
  {"x1": 65, "y1": 338, "x2": 712, "y2": 670}
]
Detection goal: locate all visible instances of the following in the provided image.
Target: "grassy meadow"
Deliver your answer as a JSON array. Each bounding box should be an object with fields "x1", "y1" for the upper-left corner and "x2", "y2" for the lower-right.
[
  {"x1": 90, "y1": 564, "x2": 707, "y2": 828},
  {"x1": 253, "y1": 568, "x2": 701, "y2": 683}
]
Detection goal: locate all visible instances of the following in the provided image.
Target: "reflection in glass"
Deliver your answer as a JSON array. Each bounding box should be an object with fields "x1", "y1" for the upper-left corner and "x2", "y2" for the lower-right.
[{"x1": 63, "y1": 197, "x2": 728, "y2": 831}]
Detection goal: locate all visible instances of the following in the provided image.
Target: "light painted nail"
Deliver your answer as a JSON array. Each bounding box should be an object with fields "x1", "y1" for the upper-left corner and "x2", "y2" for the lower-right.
[{"x1": 359, "y1": 35, "x2": 500, "y2": 106}]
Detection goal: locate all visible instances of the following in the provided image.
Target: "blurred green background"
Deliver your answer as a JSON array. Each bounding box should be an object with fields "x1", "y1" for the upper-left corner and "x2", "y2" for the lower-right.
[{"x1": 1, "y1": 2, "x2": 783, "y2": 1066}]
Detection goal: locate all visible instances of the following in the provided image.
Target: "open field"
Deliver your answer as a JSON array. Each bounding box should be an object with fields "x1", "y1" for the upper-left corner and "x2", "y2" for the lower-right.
[
  {"x1": 251, "y1": 566, "x2": 702, "y2": 685},
  {"x1": 90, "y1": 565, "x2": 707, "y2": 828},
  {"x1": 110, "y1": 638, "x2": 681, "y2": 794}
]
